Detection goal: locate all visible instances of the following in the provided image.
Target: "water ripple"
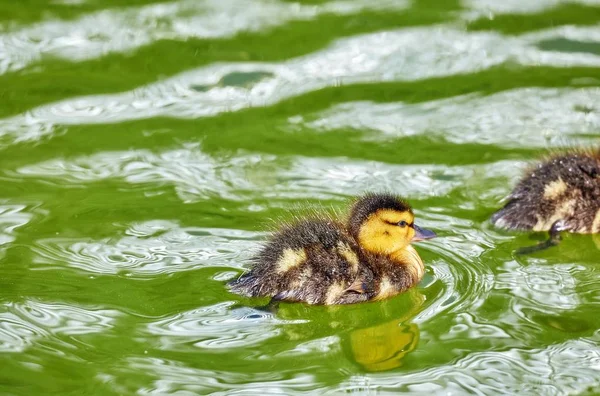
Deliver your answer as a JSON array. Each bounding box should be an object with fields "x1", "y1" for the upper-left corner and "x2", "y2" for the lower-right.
[
  {"x1": 298, "y1": 87, "x2": 600, "y2": 148},
  {"x1": 12, "y1": 146, "x2": 525, "y2": 203},
  {"x1": 32, "y1": 220, "x2": 262, "y2": 276},
  {"x1": 14, "y1": 144, "x2": 268, "y2": 202},
  {"x1": 0, "y1": 0, "x2": 410, "y2": 75},
  {"x1": 0, "y1": 202, "x2": 35, "y2": 258},
  {"x1": 496, "y1": 259, "x2": 585, "y2": 318},
  {"x1": 1, "y1": 24, "x2": 600, "y2": 145},
  {"x1": 0, "y1": 300, "x2": 121, "y2": 352},
  {"x1": 145, "y1": 301, "x2": 306, "y2": 350},
  {"x1": 337, "y1": 338, "x2": 600, "y2": 395},
  {"x1": 463, "y1": 0, "x2": 600, "y2": 19},
  {"x1": 413, "y1": 211, "x2": 497, "y2": 322},
  {"x1": 123, "y1": 356, "x2": 318, "y2": 395}
]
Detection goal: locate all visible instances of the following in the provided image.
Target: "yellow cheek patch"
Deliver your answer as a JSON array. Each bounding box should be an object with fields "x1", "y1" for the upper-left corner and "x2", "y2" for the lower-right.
[
  {"x1": 337, "y1": 242, "x2": 360, "y2": 273},
  {"x1": 358, "y1": 212, "x2": 413, "y2": 254},
  {"x1": 543, "y1": 178, "x2": 568, "y2": 200},
  {"x1": 276, "y1": 248, "x2": 307, "y2": 273}
]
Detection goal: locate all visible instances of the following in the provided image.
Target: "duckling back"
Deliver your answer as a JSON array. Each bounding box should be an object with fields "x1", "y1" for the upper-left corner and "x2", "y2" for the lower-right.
[
  {"x1": 228, "y1": 218, "x2": 370, "y2": 305},
  {"x1": 491, "y1": 150, "x2": 600, "y2": 233}
]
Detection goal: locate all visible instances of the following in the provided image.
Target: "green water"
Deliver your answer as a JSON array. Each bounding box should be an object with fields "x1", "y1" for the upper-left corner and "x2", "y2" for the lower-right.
[{"x1": 1, "y1": 0, "x2": 600, "y2": 394}]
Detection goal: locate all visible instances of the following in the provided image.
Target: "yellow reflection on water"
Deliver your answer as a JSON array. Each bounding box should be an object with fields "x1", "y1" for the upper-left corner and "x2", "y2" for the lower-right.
[{"x1": 345, "y1": 290, "x2": 424, "y2": 372}]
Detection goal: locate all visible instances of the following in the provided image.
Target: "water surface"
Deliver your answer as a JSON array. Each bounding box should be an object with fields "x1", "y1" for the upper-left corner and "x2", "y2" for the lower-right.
[{"x1": 1, "y1": 0, "x2": 600, "y2": 394}]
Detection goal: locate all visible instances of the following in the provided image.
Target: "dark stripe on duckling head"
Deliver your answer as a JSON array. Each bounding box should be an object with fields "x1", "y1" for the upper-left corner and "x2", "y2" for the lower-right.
[{"x1": 349, "y1": 193, "x2": 412, "y2": 239}]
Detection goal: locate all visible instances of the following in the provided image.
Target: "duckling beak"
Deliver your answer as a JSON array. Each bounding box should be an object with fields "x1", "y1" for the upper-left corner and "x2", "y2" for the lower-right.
[{"x1": 411, "y1": 224, "x2": 436, "y2": 242}]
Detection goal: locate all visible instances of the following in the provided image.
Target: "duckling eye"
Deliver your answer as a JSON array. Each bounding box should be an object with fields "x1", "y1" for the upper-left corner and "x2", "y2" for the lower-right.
[{"x1": 397, "y1": 220, "x2": 408, "y2": 227}]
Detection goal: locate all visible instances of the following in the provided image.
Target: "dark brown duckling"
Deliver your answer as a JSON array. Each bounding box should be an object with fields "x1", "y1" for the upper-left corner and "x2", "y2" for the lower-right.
[
  {"x1": 228, "y1": 193, "x2": 436, "y2": 305},
  {"x1": 491, "y1": 149, "x2": 600, "y2": 252}
]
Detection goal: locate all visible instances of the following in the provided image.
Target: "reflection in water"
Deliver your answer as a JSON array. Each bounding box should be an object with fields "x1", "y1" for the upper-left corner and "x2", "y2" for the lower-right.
[
  {"x1": 592, "y1": 234, "x2": 600, "y2": 250},
  {"x1": 344, "y1": 290, "x2": 423, "y2": 372},
  {"x1": 348, "y1": 321, "x2": 419, "y2": 372},
  {"x1": 13, "y1": 145, "x2": 270, "y2": 202},
  {"x1": 120, "y1": 356, "x2": 318, "y2": 395}
]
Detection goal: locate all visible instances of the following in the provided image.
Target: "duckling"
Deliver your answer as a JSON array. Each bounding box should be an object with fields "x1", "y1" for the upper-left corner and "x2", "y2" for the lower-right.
[
  {"x1": 228, "y1": 193, "x2": 436, "y2": 305},
  {"x1": 491, "y1": 148, "x2": 600, "y2": 251}
]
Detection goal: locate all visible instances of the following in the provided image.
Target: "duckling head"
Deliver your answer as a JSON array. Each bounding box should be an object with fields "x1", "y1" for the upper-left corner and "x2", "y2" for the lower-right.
[{"x1": 349, "y1": 193, "x2": 436, "y2": 256}]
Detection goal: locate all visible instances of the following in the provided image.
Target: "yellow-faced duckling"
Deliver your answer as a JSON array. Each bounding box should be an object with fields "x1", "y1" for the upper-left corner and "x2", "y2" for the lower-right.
[
  {"x1": 491, "y1": 149, "x2": 600, "y2": 252},
  {"x1": 228, "y1": 193, "x2": 436, "y2": 305}
]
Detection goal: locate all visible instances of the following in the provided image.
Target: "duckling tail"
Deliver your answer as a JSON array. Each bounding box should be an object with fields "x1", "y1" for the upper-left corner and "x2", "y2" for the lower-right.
[
  {"x1": 227, "y1": 274, "x2": 259, "y2": 297},
  {"x1": 490, "y1": 199, "x2": 537, "y2": 231}
]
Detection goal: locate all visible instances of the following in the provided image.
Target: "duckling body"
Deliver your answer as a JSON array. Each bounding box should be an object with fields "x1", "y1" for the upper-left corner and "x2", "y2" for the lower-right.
[
  {"x1": 228, "y1": 193, "x2": 436, "y2": 305},
  {"x1": 491, "y1": 149, "x2": 600, "y2": 234}
]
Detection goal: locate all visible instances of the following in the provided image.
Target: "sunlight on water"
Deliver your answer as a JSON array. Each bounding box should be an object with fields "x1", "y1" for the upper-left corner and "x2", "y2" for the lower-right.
[
  {"x1": 1, "y1": 25, "x2": 600, "y2": 145},
  {"x1": 12, "y1": 145, "x2": 526, "y2": 203},
  {"x1": 13, "y1": 143, "x2": 268, "y2": 202},
  {"x1": 463, "y1": 0, "x2": 600, "y2": 18},
  {"x1": 339, "y1": 337, "x2": 600, "y2": 395},
  {"x1": 0, "y1": 300, "x2": 120, "y2": 353},
  {"x1": 0, "y1": 0, "x2": 410, "y2": 75},
  {"x1": 298, "y1": 87, "x2": 600, "y2": 148},
  {"x1": 0, "y1": 203, "x2": 33, "y2": 258},
  {"x1": 124, "y1": 357, "x2": 318, "y2": 395},
  {"x1": 145, "y1": 301, "x2": 306, "y2": 350},
  {"x1": 32, "y1": 221, "x2": 261, "y2": 276}
]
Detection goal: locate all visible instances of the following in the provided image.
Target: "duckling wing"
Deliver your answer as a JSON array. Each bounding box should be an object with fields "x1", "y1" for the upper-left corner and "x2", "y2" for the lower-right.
[{"x1": 228, "y1": 219, "x2": 368, "y2": 304}]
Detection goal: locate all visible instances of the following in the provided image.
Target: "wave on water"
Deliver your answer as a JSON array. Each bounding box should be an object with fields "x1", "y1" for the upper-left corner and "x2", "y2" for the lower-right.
[
  {"x1": 296, "y1": 87, "x2": 600, "y2": 148},
  {"x1": 0, "y1": 0, "x2": 410, "y2": 75},
  {"x1": 1, "y1": 24, "x2": 599, "y2": 145},
  {"x1": 12, "y1": 143, "x2": 526, "y2": 202},
  {"x1": 0, "y1": 300, "x2": 120, "y2": 353},
  {"x1": 32, "y1": 220, "x2": 261, "y2": 276},
  {"x1": 144, "y1": 301, "x2": 306, "y2": 350}
]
